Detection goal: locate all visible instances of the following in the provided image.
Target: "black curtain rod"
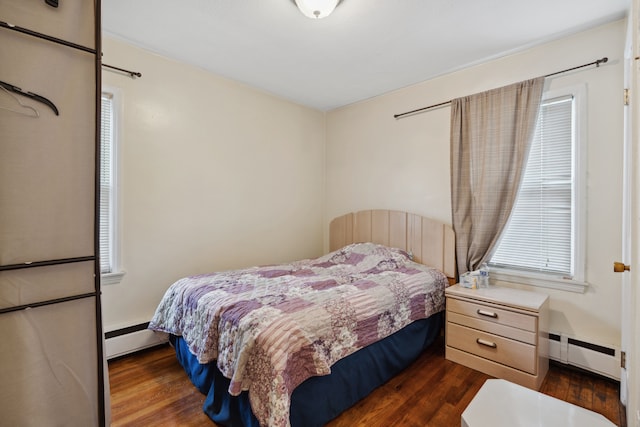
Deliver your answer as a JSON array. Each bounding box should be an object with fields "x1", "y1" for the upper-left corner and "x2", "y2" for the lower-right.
[
  {"x1": 394, "y1": 57, "x2": 609, "y2": 119},
  {"x1": 0, "y1": 20, "x2": 96, "y2": 53},
  {"x1": 102, "y1": 63, "x2": 142, "y2": 78},
  {"x1": 0, "y1": 21, "x2": 141, "y2": 79}
]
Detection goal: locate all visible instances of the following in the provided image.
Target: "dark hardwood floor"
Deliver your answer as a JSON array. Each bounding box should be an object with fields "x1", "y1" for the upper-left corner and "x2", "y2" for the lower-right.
[{"x1": 108, "y1": 336, "x2": 625, "y2": 426}]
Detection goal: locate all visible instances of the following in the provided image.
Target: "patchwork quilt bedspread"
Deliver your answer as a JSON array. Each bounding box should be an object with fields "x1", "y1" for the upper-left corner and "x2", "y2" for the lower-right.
[{"x1": 149, "y1": 242, "x2": 447, "y2": 427}]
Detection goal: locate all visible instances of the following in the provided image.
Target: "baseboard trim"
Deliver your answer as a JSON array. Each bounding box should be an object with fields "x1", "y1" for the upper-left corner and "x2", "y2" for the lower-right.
[
  {"x1": 548, "y1": 333, "x2": 619, "y2": 380},
  {"x1": 105, "y1": 322, "x2": 149, "y2": 339},
  {"x1": 105, "y1": 323, "x2": 168, "y2": 360}
]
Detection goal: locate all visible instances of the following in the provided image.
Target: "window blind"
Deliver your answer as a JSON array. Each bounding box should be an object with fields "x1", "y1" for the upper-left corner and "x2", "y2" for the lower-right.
[
  {"x1": 490, "y1": 95, "x2": 574, "y2": 276},
  {"x1": 99, "y1": 93, "x2": 113, "y2": 274}
]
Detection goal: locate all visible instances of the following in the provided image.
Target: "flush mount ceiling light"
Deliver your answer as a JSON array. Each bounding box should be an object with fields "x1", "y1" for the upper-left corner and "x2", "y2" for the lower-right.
[{"x1": 295, "y1": 0, "x2": 340, "y2": 19}]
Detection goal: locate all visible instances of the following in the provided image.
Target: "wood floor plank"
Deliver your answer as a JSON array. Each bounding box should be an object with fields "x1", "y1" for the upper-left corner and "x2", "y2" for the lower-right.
[
  {"x1": 566, "y1": 370, "x2": 593, "y2": 407},
  {"x1": 544, "y1": 363, "x2": 573, "y2": 402},
  {"x1": 108, "y1": 337, "x2": 625, "y2": 426},
  {"x1": 588, "y1": 373, "x2": 623, "y2": 425},
  {"x1": 109, "y1": 346, "x2": 211, "y2": 427}
]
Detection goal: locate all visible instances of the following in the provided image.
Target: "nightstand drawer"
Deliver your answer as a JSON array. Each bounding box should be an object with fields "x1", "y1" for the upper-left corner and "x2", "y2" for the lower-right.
[
  {"x1": 447, "y1": 311, "x2": 537, "y2": 345},
  {"x1": 447, "y1": 298, "x2": 536, "y2": 333},
  {"x1": 447, "y1": 323, "x2": 537, "y2": 374}
]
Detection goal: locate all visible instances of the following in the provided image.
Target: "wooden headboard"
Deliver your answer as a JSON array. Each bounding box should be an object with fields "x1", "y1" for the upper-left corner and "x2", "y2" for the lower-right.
[{"x1": 329, "y1": 209, "x2": 456, "y2": 280}]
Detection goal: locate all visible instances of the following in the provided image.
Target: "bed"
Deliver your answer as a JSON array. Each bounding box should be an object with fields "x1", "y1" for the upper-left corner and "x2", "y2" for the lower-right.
[{"x1": 149, "y1": 209, "x2": 456, "y2": 427}]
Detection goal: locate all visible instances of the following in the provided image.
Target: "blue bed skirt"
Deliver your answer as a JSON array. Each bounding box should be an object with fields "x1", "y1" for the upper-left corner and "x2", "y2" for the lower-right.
[{"x1": 170, "y1": 311, "x2": 443, "y2": 427}]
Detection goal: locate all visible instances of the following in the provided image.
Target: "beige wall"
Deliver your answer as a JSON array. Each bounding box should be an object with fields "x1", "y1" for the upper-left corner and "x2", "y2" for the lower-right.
[
  {"x1": 102, "y1": 20, "x2": 626, "y2": 350},
  {"x1": 101, "y1": 37, "x2": 326, "y2": 331},
  {"x1": 326, "y1": 20, "x2": 625, "y2": 348}
]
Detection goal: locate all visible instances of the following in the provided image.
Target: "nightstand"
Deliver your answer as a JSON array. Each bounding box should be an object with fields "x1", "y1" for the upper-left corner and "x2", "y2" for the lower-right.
[{"x1": 445, "y1": 284, "x2": 549, "y2": 390}]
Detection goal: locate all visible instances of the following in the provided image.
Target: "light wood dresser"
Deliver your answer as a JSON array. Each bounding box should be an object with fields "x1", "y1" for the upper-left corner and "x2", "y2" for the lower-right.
[{"x1": 445, "y1": 284, "x2": 549, "y2": 390}]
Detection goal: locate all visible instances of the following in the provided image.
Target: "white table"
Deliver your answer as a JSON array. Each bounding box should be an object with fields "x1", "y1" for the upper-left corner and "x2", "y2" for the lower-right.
[{"x1": 462, "y1": 379, "x2": 616, "y2": 427}]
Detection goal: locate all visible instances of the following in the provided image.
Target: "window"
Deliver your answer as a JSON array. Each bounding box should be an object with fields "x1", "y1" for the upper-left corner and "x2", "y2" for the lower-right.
[
  {"x1": 489, "y1": 87, "x2": 586, "y2": 292},
  {"x1": 100, "y1": 90, "x2": 123, "y2": 284}
]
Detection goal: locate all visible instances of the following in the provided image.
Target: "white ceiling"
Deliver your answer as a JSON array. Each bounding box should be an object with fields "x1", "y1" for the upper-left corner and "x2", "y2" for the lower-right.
[{"x1": 102, "y1": 0, "x2": 629, "y2": 111}]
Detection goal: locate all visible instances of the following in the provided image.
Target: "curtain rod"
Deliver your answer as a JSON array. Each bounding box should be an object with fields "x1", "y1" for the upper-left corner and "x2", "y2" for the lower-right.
[
  {"x1": 394, "y1": 57, "x2": 608, "y2": 119},
  {"x1": 1, "y1": 21, "x2": 142, "y2": 79},
  {"x1": 102, "y1": 63, "x2": 142, "y2": 78},
  {"x1": 0, "y1": 20, "x2": 95, "y2": 53}
]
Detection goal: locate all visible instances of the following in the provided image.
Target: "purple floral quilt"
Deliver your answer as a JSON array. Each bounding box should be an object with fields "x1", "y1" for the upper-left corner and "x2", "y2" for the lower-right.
[{"x1": 149, "y1": 242, "x2": 447, "y2": 427}]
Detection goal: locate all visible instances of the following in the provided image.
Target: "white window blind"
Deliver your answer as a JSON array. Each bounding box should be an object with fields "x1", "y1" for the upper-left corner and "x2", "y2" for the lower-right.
[
  {"x1": 100, "y1": 93, "x2": 114, "y2": 274},
  {"x1": 490, "y1": 95, "x2": 575, "y2": 277}
]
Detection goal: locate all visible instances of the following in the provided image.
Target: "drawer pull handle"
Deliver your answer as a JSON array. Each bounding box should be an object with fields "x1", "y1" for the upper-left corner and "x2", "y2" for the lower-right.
[
  {"x1": 477, "y1": 309, "x2": 498, "y2": 318},
  {"x1": 476, "y1": 338, "x2": 497, "y2": 348}
]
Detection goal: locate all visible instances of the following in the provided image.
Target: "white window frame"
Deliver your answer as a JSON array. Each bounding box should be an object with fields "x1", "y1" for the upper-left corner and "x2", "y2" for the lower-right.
[
  {"x1": 100, "y1": 87, "x2": 125, "y2": 285},
  {"x1": 489, "y1": 84, "x2": 587, "y2": 293}
]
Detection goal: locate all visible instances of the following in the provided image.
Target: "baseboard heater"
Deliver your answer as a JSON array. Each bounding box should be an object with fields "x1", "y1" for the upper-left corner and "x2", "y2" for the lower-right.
[
  {"x1": 105, "y1": 322, "x2": 168, "y2": 360},
  {"x1": 548, "y1": 333, "x2": 620, "y2": 380}
]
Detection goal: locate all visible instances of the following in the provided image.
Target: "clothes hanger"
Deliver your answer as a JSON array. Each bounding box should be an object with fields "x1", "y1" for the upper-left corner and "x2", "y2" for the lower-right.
[
  {"x1": 0, "y1": 85, "x2": 39, "y2": 118},
  {"x1": 0, "y1": 80, "x2": 59, "y2": 116}
]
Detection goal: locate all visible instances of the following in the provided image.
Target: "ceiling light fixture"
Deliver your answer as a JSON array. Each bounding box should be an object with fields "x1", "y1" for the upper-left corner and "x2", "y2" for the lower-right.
[{"x1": 295, "y1": 0, "x2": 339, "y2": 19}]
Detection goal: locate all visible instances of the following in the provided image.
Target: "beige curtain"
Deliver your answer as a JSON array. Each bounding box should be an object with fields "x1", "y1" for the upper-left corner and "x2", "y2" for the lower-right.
[{"x1": 450, "y1": 77, "x2": 544, "y2": 276}]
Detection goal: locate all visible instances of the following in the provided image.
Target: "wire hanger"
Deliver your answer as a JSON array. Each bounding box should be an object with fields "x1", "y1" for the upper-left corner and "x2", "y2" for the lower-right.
[
  {"x1": 0, "y1": 85, "x2": 39, "y2": 118},
  {"x1": 0, "y1": 80, "x2": 59, "y2": 116}
]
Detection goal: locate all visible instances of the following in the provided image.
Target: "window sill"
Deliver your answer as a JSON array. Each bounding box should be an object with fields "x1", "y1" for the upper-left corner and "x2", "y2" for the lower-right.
[
  {"x1": 489, "y1": 269, "x2": 588, "y2": 293},
  {"x1": 101, "y1": 271, "x2": 125, "y2": 285}
]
